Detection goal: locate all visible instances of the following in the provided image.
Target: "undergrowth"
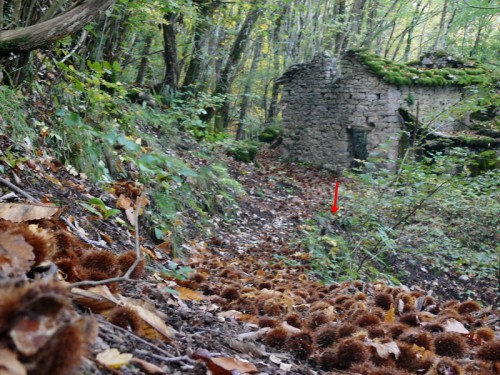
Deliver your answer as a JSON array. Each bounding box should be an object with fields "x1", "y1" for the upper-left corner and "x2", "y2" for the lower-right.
[
  {"x1": 0, "y1": 64, "x2": 245, "y2": 257},
  {"x1": 301, "y1": 149, "x2": 499, "y2": 302}
]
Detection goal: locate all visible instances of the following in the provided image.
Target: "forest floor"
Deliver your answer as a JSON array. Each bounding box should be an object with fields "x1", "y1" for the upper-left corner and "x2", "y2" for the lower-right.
[{"x1": 0, "y1": 143, "x2": 498, "y2": 375}]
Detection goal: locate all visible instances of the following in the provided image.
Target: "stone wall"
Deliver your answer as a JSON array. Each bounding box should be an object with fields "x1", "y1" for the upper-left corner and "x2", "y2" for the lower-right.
[{"x1": 280, "y1": 52, "x2": 464, "y2": 172}]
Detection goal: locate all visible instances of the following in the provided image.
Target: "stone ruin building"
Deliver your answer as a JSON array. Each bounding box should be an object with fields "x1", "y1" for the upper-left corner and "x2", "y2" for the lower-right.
[{"x1": 276, "y1": 50, "x2": 483, "y2": 172}]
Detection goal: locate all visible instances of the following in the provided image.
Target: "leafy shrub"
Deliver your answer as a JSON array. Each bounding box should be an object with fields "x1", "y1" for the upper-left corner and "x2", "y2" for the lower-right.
[
  {"x1": 301, "y1": 150, "x2": 499, "y2": 298},
  {"x1": 468, "y1": 150, "x2": 498, "y2": 175},
  {"x1": 227, "y1": 141, "x2": 260, "y2": 162},
  {"x1": 259, "y1": 126, "x2": 282, "y2": 143}
]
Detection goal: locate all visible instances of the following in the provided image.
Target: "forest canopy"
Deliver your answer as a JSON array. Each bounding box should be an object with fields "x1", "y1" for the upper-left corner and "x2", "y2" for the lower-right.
[{"x1": 0, "y1": 0, "x2": 498, "y2": 137}]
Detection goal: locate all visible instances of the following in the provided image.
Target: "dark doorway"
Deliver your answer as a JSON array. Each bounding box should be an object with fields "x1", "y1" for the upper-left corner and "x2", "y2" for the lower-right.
[{"x1": 348, "y1": 128, "x2": 368, "y2": 167}]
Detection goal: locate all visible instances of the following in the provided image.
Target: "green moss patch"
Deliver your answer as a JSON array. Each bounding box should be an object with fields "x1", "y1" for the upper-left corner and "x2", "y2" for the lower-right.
[{"x1": 348, "y1": 49, "x2": 496, "y2": 87}]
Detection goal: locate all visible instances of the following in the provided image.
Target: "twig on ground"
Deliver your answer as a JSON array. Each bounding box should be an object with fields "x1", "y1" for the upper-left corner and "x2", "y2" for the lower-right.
[
  {"x1": 69, "y1": 194, "x2": 145, "y2": 288},
  {"x1": 98, "y1": 317, "x2": 176, "y2": 358},
  {"x1": 133, "y1": 349, "x2": 197, "y2": 365}
]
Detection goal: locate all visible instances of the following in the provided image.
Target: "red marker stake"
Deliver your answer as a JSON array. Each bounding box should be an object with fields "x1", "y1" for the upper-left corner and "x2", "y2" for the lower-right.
[{"x1": 331, "y1": 181, "x2": 340, "y2": 214}]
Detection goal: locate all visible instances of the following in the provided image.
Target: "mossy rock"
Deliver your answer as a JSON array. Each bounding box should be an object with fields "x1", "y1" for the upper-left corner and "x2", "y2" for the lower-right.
[
  {"x1": 349, "y1": 49, "x2": 495, "y2": 88},
  {"x1": 457, "y1": 134, "x2": 495, "y2": 147},
  {"x1": 228, "y1": 142, "x2": 260, "y2": 163},
  {"x1": 259, "y1": 126, "x2": 282, "y2": 143}
]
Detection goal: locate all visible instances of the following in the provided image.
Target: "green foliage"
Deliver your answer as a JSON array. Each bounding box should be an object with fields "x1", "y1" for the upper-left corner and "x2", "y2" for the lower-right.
[
  {"x1": 78, "y1": 197, "x2": 121, "y2": 220},
  {"x1": 468, "y1": 150, "x2": 499, "y2": 175},
  {"x1": 0, "y1": 86, "x2": 36, "y2": 143},
  {"x1": 405, "y1": 92, "x2": 415, "y2": 106},
  {"x1": 456, "y1": 134, "x2": 495, "y2": 147},
  {"x1": 259, "y1": 125, "x2": 282, "y2": 143},
  {"x1": 162, "y1": 261, "x2": 194, "y2": 281},
  {"x1": 226, "y1": 141, "x2": 260, "y2": 162}
]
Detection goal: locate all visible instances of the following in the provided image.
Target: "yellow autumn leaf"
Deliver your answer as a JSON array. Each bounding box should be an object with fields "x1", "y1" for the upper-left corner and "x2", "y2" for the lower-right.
[
  {"x1": 174, "y1": 286, "x2": 204, "y2": 301},
  {"x1": 384, "y1": 305, "x2": 395, "y2": 323},
  {"x1": 96, "y1": 348, "x2": 133, "y2": 369}
]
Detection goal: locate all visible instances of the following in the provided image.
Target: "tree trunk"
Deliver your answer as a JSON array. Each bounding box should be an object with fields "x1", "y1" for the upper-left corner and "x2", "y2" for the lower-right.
[
  {"x1": 403, "y1": 0, "x2": 422, "y2": 61},
  {"x1": 136, "y1": 35, "x2": 154, "y2": 85},
  {"x1": 159, "y1": 12, "x2": 180, "y2": 94},
  {"x1": 0, "y1": 0, "x2": 116, "y2": 55},
  {"x1": 236, "y1": 35, "x2": 263, "y2": 140},
  {"x1": 207, "y1": 3, "x2": 263, "y2": 132},
  {"x1": 265, "y1": 3, "x2": 288, "y2": 124},
  {"x1": 182, "y1": 2, "x2": 219, "y2": 90},
  {"x1": 432, "y1": 0, "x2": 449, "y2": 51}
]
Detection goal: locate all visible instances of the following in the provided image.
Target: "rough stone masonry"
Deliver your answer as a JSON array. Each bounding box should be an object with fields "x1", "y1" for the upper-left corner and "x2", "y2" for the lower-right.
[{"x1": 277, "y1": 51, "x2": 463, "y2": 172}]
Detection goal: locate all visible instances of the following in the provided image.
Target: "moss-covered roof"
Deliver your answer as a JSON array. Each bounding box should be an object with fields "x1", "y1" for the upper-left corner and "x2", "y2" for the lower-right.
[{"x1": 348, "y1": 49, "x2": 496, "y2": 87}]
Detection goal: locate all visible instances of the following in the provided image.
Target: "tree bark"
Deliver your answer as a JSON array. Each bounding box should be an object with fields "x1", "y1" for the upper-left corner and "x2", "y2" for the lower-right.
[
  {"x1": 159, "y1": 12, "x2": 180, "y2": 94},
  {"x1": 182, "y1": 1, "x2": 219, "y2": 90},
  {"x1": 0, "y1": 0, "x2": 116, "y2": 55},
  {"x1": 206, "y1": 3, "x2": 263, "y2": 132},
  {"x1": 236, "y1": 35, "x2": 263, "y2": 140},
  {"x1": 136, "y1": 35, "x2": 154, "y2": 85}
]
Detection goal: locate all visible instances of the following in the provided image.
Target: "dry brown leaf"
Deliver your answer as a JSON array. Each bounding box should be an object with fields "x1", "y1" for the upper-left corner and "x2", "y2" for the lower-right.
[
  {"x1": 116, "y1": 194, "x2": 132, "y2": 210},
  {"x1": 209, "y1": 356, "x2": 259, "y2": 375},
  {"x1": 156, "y1": 241, "x2": 172, "y2": 254},
  {"x1": 125, "y1": 207, "x2": 136, "y2": 226},
  {"x1": 174, "y1": 286, "x2": 204, "y2": 301},
  {"x1": 217, "y1": 310, "x2": 243, "y2": 320},
  {"x1": 368, "y1": 339, "x2": 400, "y2": 359},
  {"x1": 0, "y1": 232, "x2": 35, "y2": 275},
  {"x1": 237, "y1": 327, "x2": 271, "y2": 341},
  {"x1": 96, "y1": 348, "x2": 133, "y2": 369},
  {"x1": 71, "y1": 286, "x2": 119, "y2": 313},
  {"x1": 225, "y1": 338, "x2": 266, "y2": 358},
  {"x1": 120, "y1": 297, "x2": 175, "y2": 341},
  {"x1": 10, "y1": 315, "x2": 59, "y2": 356},
  {"x1": 443, "y1": 318, "x2": 469, "y2": 334},
  {"x1": 44, "y1": 175, "x2": 63, "y2": 188},
  {"x1": 135, "y1": 195, "x2": 149, "y2": 208},
  {"x1": 0, "y1": 349, "x2": 26, "y2": 375},
  {"x1": 0, "y1": 203, "x2": 59, "y2": 222},
  {"x1": 130, "y1": 358, "x2": 165, "y2": 374}
]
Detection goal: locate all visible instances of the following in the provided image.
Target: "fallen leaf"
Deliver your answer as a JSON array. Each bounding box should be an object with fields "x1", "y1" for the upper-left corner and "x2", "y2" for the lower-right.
[
  {"x1": 443, "y1": 318, "x2": 469, "y2": 334},
  {"x1": 218, "y1": 310, "x2": 243, "y2": 320},
  {"x1": 71, "y1": 286, "x2": 119, "y2": 313},
  {"x1": 0, "y1": 232, "x2": 35, "y2": 275},
  {"x1": 280, "y1": 362, "x2": 293, "y2": 371},
  {"x1": 116, "y1": 194, "x2": 132, "y2": 210},
  {"x1": 130, "y1": 358, "x2": 165, "y2": 374},
  {"x1": 0, "y1": 349, "x2": 26, "y2": 375},
  {"x1": 119, "y1": 297, "x2": 175, "y2": 341},
  {"x1": 0, "y1": 203, "x2": 59, "y2": 222},
  {"x1": 384, "y1": 305, "x2": 395, "y2": 323},
  {"x1": 269, "y1": 355, "x2": 282, "y2": 365},
  {"x1": 237, "y1": 327, "x2": 270, "y2": 341},
  {"x1": 225, "y1": 338, "x2": 266, "y2": 357},
  {"x1": 209, "y1": 357, "x2": 259, "y2": 375},
  {"x1": 10, "y1": 315, "x2": 59, "y2": 356},
  {"x1": 369, "y1": 339, "x2": 400, "y2": 359},
  {"x1": 174, "y1": 286, "x2": 204, "y2": 301},
  {"x1": 44, "y1": 175, "x2": 63, "y2": 188},
  {"x1": 125, "y1": 207, "x2": 136, "y2": 226},
  {"x1": 96, "y1": 348, "x2": 133, "y2": 369}
]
